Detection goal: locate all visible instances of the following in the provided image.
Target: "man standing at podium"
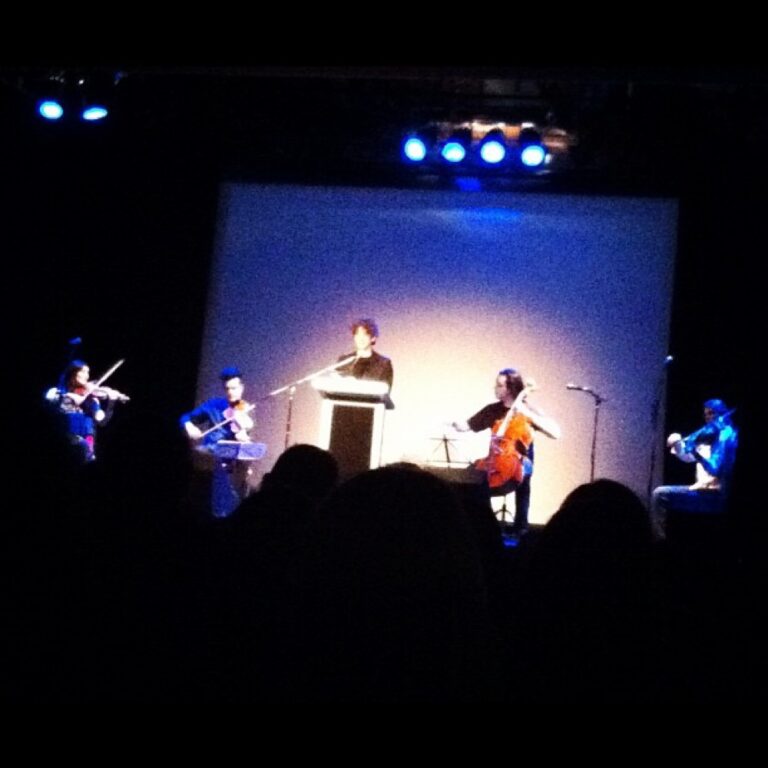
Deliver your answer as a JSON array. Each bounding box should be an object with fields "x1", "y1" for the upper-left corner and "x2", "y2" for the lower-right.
[
  {"x1": 336, "y1": 318, "x2": 394, "y2": 391},
  {"x1": 324, "y1": 319, "x2": 393, "y2": 479},
  {"x1": 180, "y1": 366, "x2": 256, "y2": 517}
]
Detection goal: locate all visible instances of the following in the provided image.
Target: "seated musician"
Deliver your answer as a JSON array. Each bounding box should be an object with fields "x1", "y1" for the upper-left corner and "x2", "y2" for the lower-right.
[
  {"x1": 336, "y1": 318, "x2": 394, "y2": 392},
  {"x1": 452, "y1": 367, "x2": 560, "y2": 535},
  {"x1": 44, "y1": 359, "x2": 129, "y2": 463},
  {"x1": 650, "y1": 398, "x2": 738, "y2": 539},
  {"x1": 180, "y1": 366, "x2": 256, "y2": 517},
  {"x1": 180, "y1": 366, "x2": 254, "y2": 448}
]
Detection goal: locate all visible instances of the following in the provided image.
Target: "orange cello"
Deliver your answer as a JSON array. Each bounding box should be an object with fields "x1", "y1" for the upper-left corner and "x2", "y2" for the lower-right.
[{"x1": 474, "y1": 380, "x2": 536, "y2": 492}]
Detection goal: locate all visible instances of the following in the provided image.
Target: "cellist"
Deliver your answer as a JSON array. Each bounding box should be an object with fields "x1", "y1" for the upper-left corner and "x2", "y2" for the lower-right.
[{"x1": 452, "y1": 367, "x2": 561, "y2": 535}]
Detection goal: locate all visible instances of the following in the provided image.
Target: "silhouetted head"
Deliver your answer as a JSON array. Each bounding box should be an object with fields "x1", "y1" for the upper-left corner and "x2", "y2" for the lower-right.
[
  {"x1": 262, "y1": 443, "x2": 339, "y2": 502},
  {"x1": 534, "y1": 479, "x2": 654, "y2": 570}
]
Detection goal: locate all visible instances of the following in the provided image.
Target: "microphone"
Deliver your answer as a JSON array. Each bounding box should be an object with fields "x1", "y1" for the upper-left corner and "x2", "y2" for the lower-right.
[
  {"x1": 68, "y1": 337, "x2": 82, "y2": 346},
  {"x1": 566, "y1": 383, "x2": 592, "y2": 392}
]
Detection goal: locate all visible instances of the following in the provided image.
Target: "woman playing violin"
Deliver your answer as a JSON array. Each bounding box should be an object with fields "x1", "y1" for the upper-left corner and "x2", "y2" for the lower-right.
[
  {"x1": 452, "y1": 367, "x2": 561, "y2": 535},
  {"x1": 44, "y1": 359, "x2": 129, "y2": 462}
]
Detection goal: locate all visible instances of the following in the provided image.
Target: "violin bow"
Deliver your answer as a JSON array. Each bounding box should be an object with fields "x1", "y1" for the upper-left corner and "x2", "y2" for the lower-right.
[{"x1": 94, "y1": 359, "x2": 125, "y2": 388}]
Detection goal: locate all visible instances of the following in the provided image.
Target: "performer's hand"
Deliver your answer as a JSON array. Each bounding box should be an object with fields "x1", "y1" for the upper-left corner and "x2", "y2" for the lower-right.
[
  {"x1": 666, "y1": 432, "x2": 683, "y2": 448},
  {"x1": 184, "y1": 422, "x2": 203, "y2": 440}
]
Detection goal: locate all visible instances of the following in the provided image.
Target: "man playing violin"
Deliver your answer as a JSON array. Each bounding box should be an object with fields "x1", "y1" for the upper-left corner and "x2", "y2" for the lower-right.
[
  {"x1": 180, "y1": 366, "x2": 256, "y2": 517},
  {"x1": 452, "y1": 368, "x2": 561, "y2": 535},
  {"x1": 651, "y1": 398, "x2": 738, "y2": 539},
  {"x1": 44, "y1": 359, "x2": 129, "y2": 462},
  {"x1": 180, "y1": 366, "x2": 254, "y2": 447}
]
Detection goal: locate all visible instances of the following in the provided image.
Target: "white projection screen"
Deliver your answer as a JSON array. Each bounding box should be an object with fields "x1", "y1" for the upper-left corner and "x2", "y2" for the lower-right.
[{"x1": 195, "y1": 183, "x2": 677, "y2": 524}]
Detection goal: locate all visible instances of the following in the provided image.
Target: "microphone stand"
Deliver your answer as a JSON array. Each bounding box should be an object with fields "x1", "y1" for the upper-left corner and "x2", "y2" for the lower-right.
[
  {"x1": 569, "y1": 387, "x2": 606, "y2": 482},
  {"x1": 646, "y1": 362, "x2": 671, "y2": 507},
  {"x1": 262, "y1": 355, "x2": 356, "y2": 451},
  {"x1": 284, "y1": 386, "x2": 296, "y2": 450},
  {"x1": 588, "y1": 391, "x2": 606, "y2": 482}
]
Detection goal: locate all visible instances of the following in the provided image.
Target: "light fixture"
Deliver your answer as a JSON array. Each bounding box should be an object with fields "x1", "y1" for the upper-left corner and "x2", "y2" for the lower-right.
[
  {"x1": 400, "y1": 118, "x2": 574, "y2": 178},
  {"x1": 31, "y1": 70, "x2": 117, "y2": 123},
  {"x1": 440, "y1": 127, "x2": 472, "y2": 163},
  {"x1": 35, "y1": 72, "x2": 67, "y2": 120},
  {"x1": 75, "y1": 73, "x2": 114, "y2": 122},
  {"x1": 518, "y1": 125, "x2": 547, "y2": 168},
  {"x1": 402, "y1": 124, "x2": 439, "y2": 162},
  {"x1": 38, "y1": 99, "x2": 64, "y2": 120},
  {"x1": 478, "y1": 128, "x2": 507, "y2": 164}
]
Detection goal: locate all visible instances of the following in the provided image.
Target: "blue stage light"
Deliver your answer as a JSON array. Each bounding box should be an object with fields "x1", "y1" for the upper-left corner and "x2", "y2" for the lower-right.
[
  {"x1": 82, "y1": 105, "x2": 109, "y2": 121},
  {"x1": 441, "y1": 141, "x2": 467, "y2": 163},
  {"x1": 518, "y1": 126, "x2": 547, "y2": 168},
  {"x1": 520, "y1": 144, "x2": 546, "y2": 167},
  {"x1": 403, "y1": 137, "x2": 427, "y2": 162},
  {"x1": 441, "y1": 128, "x2": 472, "y2": 163},
  {"x1": 479, "y1": 129, "x2": 507, "y2": 164},
  {"x1": 38, "y1": 100, "x2": 64, "y2": 120}
]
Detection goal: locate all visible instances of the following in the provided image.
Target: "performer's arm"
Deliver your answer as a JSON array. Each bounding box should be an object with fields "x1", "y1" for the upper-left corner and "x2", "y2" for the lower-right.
[
  {"x1": 184, "y1": 422, "x2": 203, "y2": 440},
  {"x1": 667, "y1": 432, "x2": 697, "y2": 463},
  {"x1": 692, "y1": 430, "x2": 736, "y2": 479},
  {"x1": 95, "y1": 396, "x2": 116, "y2": 426},
  {"x1": 180, "y1": 405, "x2": 206, "y2": 440},
  {"x1": 692, "y1": 447, "x2": 718, "y2": 477},
  {"x1": 519, "y1": 403, "x2": 561, "y2": 439},
  {"x1": 454, "y1": 404, "x2": 491, "y2": 433},
  {"x1": 384, "y1": 359, "x2": 394, "y2": 391}
]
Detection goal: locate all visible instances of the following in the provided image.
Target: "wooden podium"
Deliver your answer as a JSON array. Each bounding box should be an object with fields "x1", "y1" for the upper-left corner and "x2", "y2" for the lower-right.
[{"x1": 312, "y1": 375, "x2": 393, "y2": 479}]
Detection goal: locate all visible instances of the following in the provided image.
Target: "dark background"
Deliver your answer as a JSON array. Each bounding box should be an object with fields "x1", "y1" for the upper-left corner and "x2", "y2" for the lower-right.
[{"x1": 1, "y1": 65, "x2": 763, "y2": 527}]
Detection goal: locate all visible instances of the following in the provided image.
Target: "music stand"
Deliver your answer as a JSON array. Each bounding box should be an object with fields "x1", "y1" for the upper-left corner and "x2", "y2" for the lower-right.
[{"x1": 429, "y1": 432, "x2": 460, "y2": 464}]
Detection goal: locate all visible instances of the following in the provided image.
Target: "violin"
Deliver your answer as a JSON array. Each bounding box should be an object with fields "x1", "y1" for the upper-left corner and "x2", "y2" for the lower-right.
[
  {"x1": 84, "y1": 384, "x2": 130, "y2": 402},
  {"x1": 67, "y1": 383, "x2": 130, "y2": 406},
  {"x1": 69, "y1": 381, "x2": 131, "y2": 405},
  {"x1": 196, "y1": 400, "x2": 256, "y2": 442},
  {"x1": 223, "y1": 400, "x2": 255, "y2": 438},
  {"x1": 65, "y1": 359, "x2": 130, "y2": 406},
  {"x1": 475, "y1": 381, "x2": 536, "y2": 492},
  {"x1": 677, "y1": 408, "x2": 736, "y2": 453}
]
